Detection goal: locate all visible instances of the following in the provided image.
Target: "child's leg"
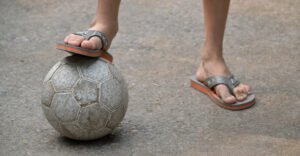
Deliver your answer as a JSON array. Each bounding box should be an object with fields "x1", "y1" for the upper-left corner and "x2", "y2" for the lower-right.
[
  {"x1": 197, "y1": 0, "x2": 251, "y2": 104},
  {"x1": 64, "y1": 0, "x2": 120, "y2": 50}
]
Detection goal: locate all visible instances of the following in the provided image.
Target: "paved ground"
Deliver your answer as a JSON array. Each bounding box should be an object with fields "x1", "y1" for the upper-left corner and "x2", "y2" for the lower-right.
[{"x1": 0, "y1": 0, "x2": 300, "y2": 155}]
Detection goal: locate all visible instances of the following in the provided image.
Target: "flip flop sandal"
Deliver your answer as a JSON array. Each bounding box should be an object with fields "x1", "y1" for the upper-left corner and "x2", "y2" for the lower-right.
[
  {"x1": 56, "y1": 30, "x2": 113, "y2": 62},
  {"x1": 190, "y1": 75, "x2": 256, "y2": 110}
]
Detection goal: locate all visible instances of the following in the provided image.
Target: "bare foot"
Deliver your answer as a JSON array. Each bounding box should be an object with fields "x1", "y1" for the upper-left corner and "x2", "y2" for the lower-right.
[
  {"x1": 63, "y1": 22, "x2": 118, "y2": 51},
  {"x1": 196, "y1": 46, "x2": 251, "y2": 104}
]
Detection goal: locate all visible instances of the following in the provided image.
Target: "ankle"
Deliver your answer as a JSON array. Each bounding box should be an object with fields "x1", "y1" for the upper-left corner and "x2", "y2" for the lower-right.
[
  {"x1": 93, "y1": 21, "x2": 118, "y2": 32},
  {"x1": 201, "y1": 42, "x2": 224, "y2": 62}
]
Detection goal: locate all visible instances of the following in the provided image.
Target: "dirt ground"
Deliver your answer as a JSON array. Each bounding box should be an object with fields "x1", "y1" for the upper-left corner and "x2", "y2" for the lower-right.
[{"x1": 0, "y1": 0, "x2": 299, "y2": 155}]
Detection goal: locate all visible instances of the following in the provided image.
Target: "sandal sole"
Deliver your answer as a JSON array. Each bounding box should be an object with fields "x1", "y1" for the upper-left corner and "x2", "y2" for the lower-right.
[{"x1": 56, "y1": 43, "x2": 113, "y2": 63}]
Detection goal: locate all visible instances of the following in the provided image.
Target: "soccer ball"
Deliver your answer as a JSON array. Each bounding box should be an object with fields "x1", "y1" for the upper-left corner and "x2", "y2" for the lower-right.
[{"x1": 41, "y1": 55, "x2": 128, "y2": 140}]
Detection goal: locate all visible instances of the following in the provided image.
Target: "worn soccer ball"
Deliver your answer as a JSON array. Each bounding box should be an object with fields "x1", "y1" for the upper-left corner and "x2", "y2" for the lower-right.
[{"x1": 41, "y1": 55, "x2": 128, "y2": 140}]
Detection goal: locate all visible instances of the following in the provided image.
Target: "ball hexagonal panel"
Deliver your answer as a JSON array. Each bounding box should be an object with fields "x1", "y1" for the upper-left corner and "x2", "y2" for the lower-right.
[
  {"x1": 108, "y1": 64, "x2": 124, "y2": 83},
  {"x1": 78, "y1": 103, "x2": 110, "y2": 130},
  {"x1": 43, "y1": 62, "x2": 61, "y2": 83},
  {"x1": 60, "y1": 123, "x2": 112, "y2": 140},
  {"x1": 42, "y1": 106, "x2": 61, "y2": 132},
  {"x1": 89, "y1": 128, "x2": 112, "y2": 139},
  {"x1": 73, "y1": 79, "x2": 98, "y2": 106},
  {"x1": 60, "y1": 123, "x2": 85, "y2": 140},
  {"x1": 100, "y1": 79, "x2": 122, "y2": 109},
  {"x1": 41, "y1": 81, "x2": 55, "y2": 107},
  {"x1": 52, "y1": 63, "x2": 79, "y2": 92},
  {"x1": 107, "y1": 105, "x2": 125, "y2": 129},
  {"x1": 79, "y1": 60, "x2": 112, "y2": 83},
  {"x1": 51, "y1": 93, "x2": 80, "y2": 122}
]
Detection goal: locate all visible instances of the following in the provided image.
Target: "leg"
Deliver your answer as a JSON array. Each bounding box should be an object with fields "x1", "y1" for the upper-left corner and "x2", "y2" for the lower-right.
[
  {"x1": 64, "y1": 0, "x2": 120, "y2": 50},
  {"x1": 197, "y1": 0, "x2": 251, "y2": 104}
]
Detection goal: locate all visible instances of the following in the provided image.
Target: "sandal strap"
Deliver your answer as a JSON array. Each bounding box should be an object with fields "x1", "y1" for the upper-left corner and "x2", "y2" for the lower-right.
[
  {"x1": 73, "y1": 30, "x2": 108, "y2": 50},
  {"x1": 73, "y1": 31, "x2": 87, "y2": 36},
  {"x1": 229, "y1": 74, "x2": 240, "y2": 87},
  {"x1": 204, "y1": 75, "x2": 236, "y2": 95}
]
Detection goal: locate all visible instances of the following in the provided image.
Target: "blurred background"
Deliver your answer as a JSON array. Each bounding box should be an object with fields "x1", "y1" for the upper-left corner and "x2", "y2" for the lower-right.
[{"x1": 0, "y1": 0, "x2": 299, "y2": 155}]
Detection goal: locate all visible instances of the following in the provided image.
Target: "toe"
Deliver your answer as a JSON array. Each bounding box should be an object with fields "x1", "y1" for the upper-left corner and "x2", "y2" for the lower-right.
[
  {"x1": 81, "y1": 36, "x2": 102, "y2": 50},
  {"x1": 67, "y1": 34, "x2": 84, "y2": 46},
  {"x1": 234, "y1": 84, "x2": 248, "y2": 101},
  {"x1": 215, "y1": 85, "x2": 236, "y2": 104},
  {"x1": 246, "y1": 85, "x2": 251, "y2": 94},
  {"x1": 64, "y1": 35, "x2": 71, "y2": 44}
]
